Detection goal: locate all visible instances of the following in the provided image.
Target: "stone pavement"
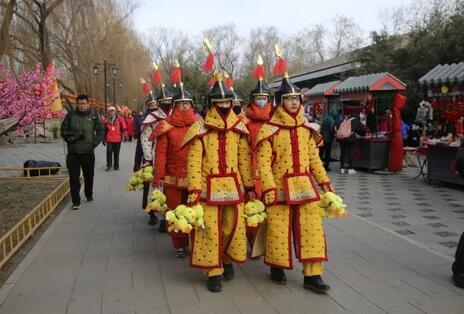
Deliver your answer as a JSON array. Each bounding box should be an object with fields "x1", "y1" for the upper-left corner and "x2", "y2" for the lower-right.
[{"x1": 0, "y1": 141, "x2": 463, "y2": 314}]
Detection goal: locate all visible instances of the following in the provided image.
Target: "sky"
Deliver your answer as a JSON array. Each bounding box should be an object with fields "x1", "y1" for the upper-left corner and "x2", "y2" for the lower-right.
[{"x1": 133, "y1": 0, "x2": 413, "y2": 39}]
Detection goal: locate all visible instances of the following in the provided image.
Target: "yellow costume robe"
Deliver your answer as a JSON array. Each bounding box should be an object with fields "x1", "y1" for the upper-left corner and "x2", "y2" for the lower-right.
[
  {"x1": 182, "y1": 107, "x2": 253, "y2": 276},
  {"x1": 256, "y1": 105, "x2": 332, "y2": 276}
]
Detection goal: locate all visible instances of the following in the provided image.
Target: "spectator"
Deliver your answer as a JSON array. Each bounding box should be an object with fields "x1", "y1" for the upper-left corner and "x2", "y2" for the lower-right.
[
  {"x1": 378, "y1": 109, "x2": 391, "y2": 133},
  {"x1": 103, "y1": 106, "x2": 126, "y2": 171},
  {"x1": 320, "y1": 112, "x2": 336, "y2": 171},
  {"x1": 125, "y1": 112, "x2": 135, "y2": 142},
  {"x1": 336, "y1": 109, "x2": 366, "y2": 174},
  {"x1": 452, "y1": 139, "x2": 464, "y2": 289},
  {"x1": 401, "y1": 121, "x2": 411, "y2": 141},
  {"x1": 60, "y1": 94, "x2": 104, "y2": 210}
]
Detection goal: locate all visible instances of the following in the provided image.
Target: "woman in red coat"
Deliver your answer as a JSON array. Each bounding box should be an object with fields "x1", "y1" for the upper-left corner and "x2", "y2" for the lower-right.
[
  {"x1": 125, "y1": 113, "x2": 135, "y2": 142},
  {"x1": 150, "y1": 83, "x2": 198, "y2": 258}
]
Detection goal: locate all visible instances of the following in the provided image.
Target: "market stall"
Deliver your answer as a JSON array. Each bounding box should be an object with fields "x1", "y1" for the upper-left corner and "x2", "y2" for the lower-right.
[
  {"x1": 418, "y1": 62, "x2": 464, "y2": 186},
  {"x1": 306, "y1": 80, "x2": 341, "y2": 117},
  {"x1": 334, "y1": 72, "x2": 407, "y2": 171}
]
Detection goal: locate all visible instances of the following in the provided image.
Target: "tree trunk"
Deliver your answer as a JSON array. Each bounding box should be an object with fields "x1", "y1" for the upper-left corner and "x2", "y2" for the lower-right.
[
  {"x1": 38, "y1": 2, "x2": 50, "y2": 68},
  {"x1": 0, "y1": 0, "x2": 17, "y2": 58},
  {"x1": 37, "y1": 0, "x2": 65, "y2": 69}
]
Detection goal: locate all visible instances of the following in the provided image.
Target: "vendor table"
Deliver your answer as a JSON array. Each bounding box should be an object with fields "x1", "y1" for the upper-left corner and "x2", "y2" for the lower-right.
[
  {"x1": 353, "y1": 137, "x2": 391, "y2": 171},
  {"x1": 427, "y1": 144, "x2": 464, "y2": 186}
]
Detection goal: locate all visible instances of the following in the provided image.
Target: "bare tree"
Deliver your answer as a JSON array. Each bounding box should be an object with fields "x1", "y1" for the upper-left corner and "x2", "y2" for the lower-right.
[
  {"x1": 286, "y1": 24, "x2": 327, "y2": 72},
  {"x1": 0, "y1": 0, "x2": 17, "y2": 59},
  {"x1": 328, "y1": 15, "x2": 364, "y2": 58},
  {"x1": 242, "y1": 26, "x2": 283, "y2": 78},
  {"x1": 201, "y1": 23, "x2": 242, "y2": 77},
  {"x1": 146, "y1": 27, "x2": 192, "y2": 78}
]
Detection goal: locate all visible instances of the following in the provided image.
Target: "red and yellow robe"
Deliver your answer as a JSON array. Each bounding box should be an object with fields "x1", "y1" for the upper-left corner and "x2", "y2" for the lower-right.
[
  {"x1": 182, "y1": 107, "x2": 253, "y2": 272},
  {"x1": 256, "y1": 105, "x2": 331, "y2": 270}
]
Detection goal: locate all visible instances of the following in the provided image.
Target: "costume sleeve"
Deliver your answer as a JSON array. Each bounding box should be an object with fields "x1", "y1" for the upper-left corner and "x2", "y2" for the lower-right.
[
  {"x1": 187, "y1": 137, "x2": 203, "y2": 193},
  {"x1": 308, "y1": 135, "x2": 331, "y2": 189},
  {"x1": 238, "y1": 135, "x2": 254, "y2": 189},
  {"x1": 119, "y1": 117, "x2": 127, "y2": 136},
  {"x1": 257, "y1": 139, "x2": 277, "y2": 192},
  {"x1": 141, "y1": 125, "x2": 154, "y2": 162},
  {"x1": 60, "y1": 113, "x2": 73, "y2": 143},
  {"x1": 93, "y1": 115, "x2": 104, "y2": 147},
  {"x1": 153, "y1": 133, "x2": 168, "y2": 186}
]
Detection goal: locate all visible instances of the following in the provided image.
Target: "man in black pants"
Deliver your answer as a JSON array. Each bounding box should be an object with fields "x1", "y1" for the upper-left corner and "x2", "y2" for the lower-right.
[
  {"x1": 61, "y1": 94, "x2": 104, "y2": 210},
  {"x1": 453, "y1": 139, "x2": 464, "y2": 289},
  {"x1": 320, "y1": 112, "x2": 336, "y2": 171}
]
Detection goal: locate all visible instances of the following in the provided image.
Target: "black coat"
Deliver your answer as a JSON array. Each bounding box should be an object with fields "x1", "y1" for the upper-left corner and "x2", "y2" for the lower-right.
[{"x1": 456, "y1": 139, "x2": 464, "y2": 179}]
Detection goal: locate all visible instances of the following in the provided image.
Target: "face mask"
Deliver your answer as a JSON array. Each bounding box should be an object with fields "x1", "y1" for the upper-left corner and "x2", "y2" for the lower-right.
[
  {"x1": 160, "y1": 103, "x2": 172, "y2": 113},
  {"x1": 233, "y1": 106, "x2": 242, "y2": 115},
  {"x1": 256, "y1": 99, "x2": 267, "y2": 108},
  {"x1": 216, "y1": 106, "x2": 230, "y2": 116}
]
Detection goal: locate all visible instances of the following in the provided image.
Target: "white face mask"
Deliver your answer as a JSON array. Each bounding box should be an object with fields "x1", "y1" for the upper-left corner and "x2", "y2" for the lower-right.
[{"x1": 256, "y1": 99, "x2": 267, "y2": 108}]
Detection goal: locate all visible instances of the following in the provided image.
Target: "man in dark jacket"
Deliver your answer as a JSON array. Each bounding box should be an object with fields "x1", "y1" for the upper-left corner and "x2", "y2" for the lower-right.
[
  {"x1": 61, "y1": 94, "x2": 104, "y2": 209},
  {"x1": 453, "y1": 139, "x2": 464, "y2": 289},
  {"x1": 320, "y1": 112, "x2": 336, "y2": 171}
]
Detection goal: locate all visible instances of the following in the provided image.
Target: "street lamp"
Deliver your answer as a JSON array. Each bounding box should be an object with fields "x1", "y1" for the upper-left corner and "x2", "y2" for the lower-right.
[
  {"x1": 92, "y1": 59, "x2": 117, "y2": 111},
  {"x1": 112, "y1": 77, "x2": 123, "y2": 105}
]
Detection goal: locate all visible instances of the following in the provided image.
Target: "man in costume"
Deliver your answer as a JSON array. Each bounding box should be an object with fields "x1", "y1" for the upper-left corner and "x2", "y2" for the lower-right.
[
  {"x1": 182, "y1": 72, "x2": 254, "y2": 292},
  {"x1": 240, "y1": 55, "x2": 273, "y2": 249},
  {"x1": 150, "y1": 67, "x2": 199, "y2": 258},
  {"x1": 140, "y1": 85, "x2": 172, "y2": 227},
  {"x1": 255, "y1": 49, "x2": 333, "y2": 293}
]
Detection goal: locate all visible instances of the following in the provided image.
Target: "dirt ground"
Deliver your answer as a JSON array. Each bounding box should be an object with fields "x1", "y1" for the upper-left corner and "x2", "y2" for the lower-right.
[
  {"x1": 0, "y1": 178, "x2": 64, "y2": 238},
  {"x1": 0, "y1": 178, "x2": 68, "y2": 287}
]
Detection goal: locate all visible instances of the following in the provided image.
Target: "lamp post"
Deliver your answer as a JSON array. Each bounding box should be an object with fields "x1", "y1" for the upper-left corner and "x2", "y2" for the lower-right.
[
  {"x1": 92, "y1": 59, "x2": 117, "y2": 112},
  {"x1": 112, "y1": 77, "x2": 123, "y2": 105}
]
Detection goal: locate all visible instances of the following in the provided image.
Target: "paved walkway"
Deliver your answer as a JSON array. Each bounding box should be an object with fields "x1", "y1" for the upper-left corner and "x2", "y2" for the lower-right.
[{"x1": 0, "y1": 142, "x2": 463, "y2": 313}]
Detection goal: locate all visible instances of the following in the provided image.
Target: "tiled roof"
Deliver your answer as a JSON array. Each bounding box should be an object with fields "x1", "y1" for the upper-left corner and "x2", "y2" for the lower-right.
[{"x1": 418, "y1": 62, "x2": 464, "y2": 85}]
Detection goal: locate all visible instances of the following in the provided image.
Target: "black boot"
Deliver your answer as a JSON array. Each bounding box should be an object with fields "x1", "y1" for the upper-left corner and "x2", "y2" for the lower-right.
[
  {"x1": 453, "y1": 274, "x2": 464, "y2": 289},
  {"x1": 158, "y1": 219, "x2": 167, "y2": 233},
  {"x1": 148, "y1": 212, "x2": 158, "y2": 225},
  {"x1": 223, "y1": 263, "x2": 235, "y2": 281},
  {"x1": 207, "y1": 275, "x2": 222, "y2": 292},
  {"x1": 270, "y1": 268, "x2": 287, "y2": 285},
  {"x1": 304, "y1": 275, "x2": 330, "y2": 293}
]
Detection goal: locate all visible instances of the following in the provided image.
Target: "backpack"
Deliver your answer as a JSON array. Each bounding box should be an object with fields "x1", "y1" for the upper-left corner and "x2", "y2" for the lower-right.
[{"x1": 336, "y1": 118, "x2": 354, "y2": 139}]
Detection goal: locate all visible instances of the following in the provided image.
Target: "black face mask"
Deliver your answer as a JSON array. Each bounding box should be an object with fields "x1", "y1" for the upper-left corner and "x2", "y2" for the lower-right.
[
  {"x1": 159, "y1": 103, "x2": 172, "y2": 114},
  {"x1": 233, "y1": 106, "x2": 242, "y2": 115},
  {"x1": 216, "y1": 106, "x2": 231, "y2": 117}
]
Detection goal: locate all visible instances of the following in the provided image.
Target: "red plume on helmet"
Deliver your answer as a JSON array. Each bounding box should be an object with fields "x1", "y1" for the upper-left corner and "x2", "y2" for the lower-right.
[
  {"x1": 202, "y1": 53, "x2": 214, "y2": 72},
  {"x1": 273, "y1": 57, "x2": 288, "y2": 77},
  {"x1": 202, "y1": 38, "x2": 215, "y2": 72},
  {"x1": 272, "y1": 44, "x2": 288, "y2": 77},
  {"x1": 140, "y1": 78, "x2": 151, "y2": 95},
  {"x1": 150, "y1": 62, "x2": 162, "y2": 85},
  {"x1": 252, "y1": 64, "x2": 266, "y2": 80},
  {"x1": 208, "y1": 76, "x2": 217, "y2": 87},
  {"x1": 252, "y1": 55, "x2": 266, "y2": 80},
  {"x1": 170, "y1": 59, "x2": 182, "y2": 84},
  {"x1": 224, "y1": 72, "x2": 233, "y2": 89}
]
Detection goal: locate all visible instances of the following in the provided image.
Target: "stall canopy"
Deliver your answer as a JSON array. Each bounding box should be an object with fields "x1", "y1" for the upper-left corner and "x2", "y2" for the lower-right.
[
  {"x1": 334, "y1": 72, "x2": 406, "y2": 94},
  {"x1": 307, "y1": 81, "x2": 341, "y2": 97},
  {"x1": 418, "y1": 62, "x2": 464, "y2": 86}
]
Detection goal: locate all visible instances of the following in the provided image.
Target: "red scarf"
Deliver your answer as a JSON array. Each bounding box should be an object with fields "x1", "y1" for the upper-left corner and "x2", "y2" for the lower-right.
[
  {"x1": 166, "y1": 107, "x2": 197, "y2": 127},
  {"x1": 246, "y1": 102, "x2": 272, "y2": 121}
]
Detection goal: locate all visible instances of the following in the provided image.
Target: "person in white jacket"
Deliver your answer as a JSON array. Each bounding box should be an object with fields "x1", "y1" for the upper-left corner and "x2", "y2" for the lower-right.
[{"x1": 140, "y1": 86, "x2": 172, "y2": 228}]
